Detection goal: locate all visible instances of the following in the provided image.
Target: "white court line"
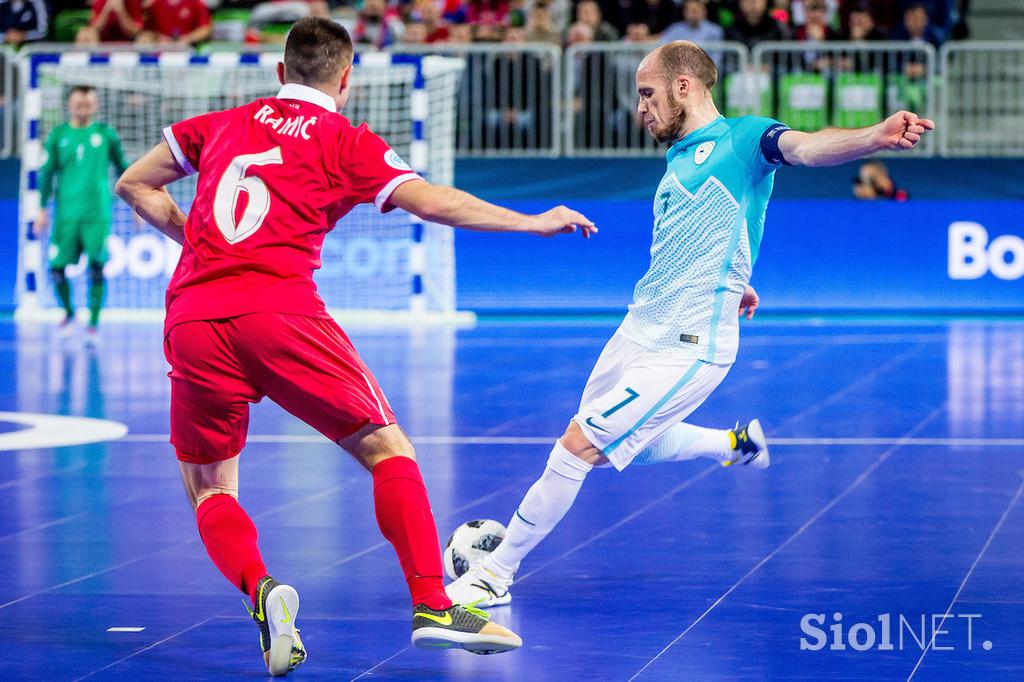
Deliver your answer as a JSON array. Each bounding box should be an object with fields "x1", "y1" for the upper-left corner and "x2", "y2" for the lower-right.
[
  {"x1": 106, "y1": 627, "x2": 145, "y2": 633},
  {"x1": 628, "y1": 403, "x2": 948, "y2": 681},
  {"x1": 907, "y1": 473, "x2": 1024, "y2": 681},
  {"x1": 351, "y1": 647, "x2": 411, "y2": 681},
  {"x1": 77, "y1": 618, "x2": 215, "y2": 681},
  {"x1": 116, "y1": 434, "x2": 1024, "y2": 447}
]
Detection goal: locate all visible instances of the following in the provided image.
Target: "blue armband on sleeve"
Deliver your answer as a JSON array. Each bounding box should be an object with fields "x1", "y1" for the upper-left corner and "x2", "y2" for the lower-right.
[{"x1": 759, "y1": 123, "x2": 794, "y2": 166}]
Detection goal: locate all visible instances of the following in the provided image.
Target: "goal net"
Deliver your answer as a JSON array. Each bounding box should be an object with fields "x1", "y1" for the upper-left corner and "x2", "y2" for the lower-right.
[{"x1": 17, "y1": 50, "x2": 467, "y2": 323}]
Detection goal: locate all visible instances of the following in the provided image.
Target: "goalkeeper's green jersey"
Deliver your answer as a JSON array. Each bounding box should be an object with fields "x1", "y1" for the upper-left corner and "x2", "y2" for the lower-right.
[{"x1": 37, "y1": 122, "x2": 129, "y2": 225}]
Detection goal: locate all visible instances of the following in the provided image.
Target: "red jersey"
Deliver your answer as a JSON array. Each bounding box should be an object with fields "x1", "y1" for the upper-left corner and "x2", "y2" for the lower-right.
[
  {"x1": 161, "y1": 83, "x2": 421, "y2": 331},
  {"x1": 144, "y1": 0, "x2": 210, "y2": 40},
  {"x1": 91, "y1": 0, "x2": 144, "y2": 42}
]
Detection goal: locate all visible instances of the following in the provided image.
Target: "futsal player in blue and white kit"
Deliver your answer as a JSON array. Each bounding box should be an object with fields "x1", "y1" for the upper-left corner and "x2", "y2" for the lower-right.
[{"x1": 447, "y1": 41, "x2": 934, "y2": 607}]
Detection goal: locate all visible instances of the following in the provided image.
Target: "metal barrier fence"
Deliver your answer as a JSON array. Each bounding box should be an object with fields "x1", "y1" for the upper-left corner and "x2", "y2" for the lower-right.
[
  {"x1": 940, "y1": 41, "x2": 1024, "y2": 157},
  {"x1": 751, "y1": 41, "x2": 937, "y2": 156},
  {"x1": 564, "y1": 42, "x2": 747, "y2": 157},
  {"x1": 0, "y1": 47, "x2": 19, "y2": 157},
  {"x1": 391, "y1": 43, "x2": 561, "y2": 158},
  {"x1": 5, "y1": 41, "x2": 1024, "y2": 159}
]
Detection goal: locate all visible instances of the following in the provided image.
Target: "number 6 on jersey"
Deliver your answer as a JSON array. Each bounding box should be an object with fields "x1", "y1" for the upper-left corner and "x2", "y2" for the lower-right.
[{"x1": 213, "y1": 147, "x2": 283, "y2": 244}]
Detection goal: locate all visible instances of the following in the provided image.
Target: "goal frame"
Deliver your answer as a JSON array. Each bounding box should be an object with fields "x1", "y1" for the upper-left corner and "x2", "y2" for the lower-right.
[{"x1": 15, "y1": 47, "x2": 474, "y2": 326}]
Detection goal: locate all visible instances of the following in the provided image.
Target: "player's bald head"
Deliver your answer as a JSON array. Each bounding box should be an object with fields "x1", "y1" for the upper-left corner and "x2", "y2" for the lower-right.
[
  {"x1": 284, "y1": 17, "x2": 354, "y2": 87},
  {"x1": 645, "y1": 41, "x2": 718, "y2": 91}
]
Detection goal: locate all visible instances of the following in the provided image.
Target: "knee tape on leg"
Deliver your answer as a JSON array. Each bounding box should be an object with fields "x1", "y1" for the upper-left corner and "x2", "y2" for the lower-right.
[{"x1": 547, "y1": 441, "x2": 593, "y2": 481}]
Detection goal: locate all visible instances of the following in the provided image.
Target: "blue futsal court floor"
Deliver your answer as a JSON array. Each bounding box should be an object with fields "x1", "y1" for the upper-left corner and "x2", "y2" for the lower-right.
[{"x1": 1, "y1": 317, "x2": 1022, "y2": 680}]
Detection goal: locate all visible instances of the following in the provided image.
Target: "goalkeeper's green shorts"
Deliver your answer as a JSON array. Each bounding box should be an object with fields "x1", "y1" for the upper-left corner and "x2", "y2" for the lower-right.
[{"x1": 49, "y1": 219, "x2": 110, "y2": 269}]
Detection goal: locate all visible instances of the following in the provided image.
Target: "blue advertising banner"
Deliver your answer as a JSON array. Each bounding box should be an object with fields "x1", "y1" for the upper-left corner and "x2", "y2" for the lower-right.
[
  {"x1": 455, "y1": 200, "x2": 1024, "y2": 313},
  {"x1": 4, "y1": 196, "x2": 1021, "y2": 314}
]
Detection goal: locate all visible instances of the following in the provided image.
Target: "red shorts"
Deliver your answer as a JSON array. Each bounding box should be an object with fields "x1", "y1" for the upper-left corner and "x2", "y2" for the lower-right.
[{"x1": 164, "y1": 313, "x2": 395, "y2": 464}]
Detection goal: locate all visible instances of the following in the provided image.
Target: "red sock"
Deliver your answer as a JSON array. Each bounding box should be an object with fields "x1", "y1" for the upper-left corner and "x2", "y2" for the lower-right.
[
  {"x1": 196, "y1": 494, "x2": 268, "y2": 606},
  {"x1": 372, "y1": 456, "x2": 452, "y2": 611}
]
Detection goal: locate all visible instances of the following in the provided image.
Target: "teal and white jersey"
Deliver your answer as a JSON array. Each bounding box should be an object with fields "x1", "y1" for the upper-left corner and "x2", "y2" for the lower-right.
[{"x1": 617, "y1": 115, "x2": 787, "y2": 364}]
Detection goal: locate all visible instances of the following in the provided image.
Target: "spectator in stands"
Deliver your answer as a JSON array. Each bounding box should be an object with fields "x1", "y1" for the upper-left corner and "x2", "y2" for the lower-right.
[
  {"x1": 524, "y1": 0, "x2": 570, "y2": 35},
  {"x1": 840, "y1": 0, "x2": 898, "y2": 35},
  {"x1": 898, "y1": 0, "x2": 951, "y2": 41},
  {"x1": 839, "y1": 4, "x2": 887, "y2": 71},
  {"x1": 402, "y1": 20, "x2": 428, "y2": 42},
  {"x1": 466, "y1": 0, "x2": 509, "y2": 26},
  {"x1": 794, "y1": 1, "x2": 839, "y2": 40},
  {"x1": 474, "y1": 20, "x2": 503, "y2": 40},
  {"x1": 90, "y1": 0, "x2": 142, "y2": 42},
  {"x1": 526, "y1": 1, "x2": 562, "y2": 45},
  {"x1": 144, "y1": 0, "x2": 211, "y2": 45},
  {"x1": 853, "y1": 161, "x2": 908, "y2": 201},
  {"x1": 789, "y1": 0, "x2": 838, "y2": 29},
  {"x1": 599, "y1": 0, "x2": 674, "y2": 35},
  {"x1": 631, "y1": 0, "x2": 678, "y2": 35},
  {"x1": 566, "y1": 19, "x2": 593, "y2": 45},
  {"x1": 412, "y1": 0, "x2": 450, "y2": 42},
  {"x1": 950, "y1": 0, "x2": 968, "y2": 40},
  {"x1": 485, "y1": 25, "x2": 544, "y2": 144},
  {"x1": 624, "y1": 21, "x2": 650, "y2": 41},
  {"x1": 0, "y1": 0, "x2": 48, "y2": 46},
  {"x1": 893, "y1": 2, "x2": 943, "y2": 47},
  {"x1": 661, "y1": 0, "x2": 724, "y2": 45},
  {"x1": 768, "y1": 0, "x2": 791, "y2": 26},
  {"x1": 75, "y1": 24, "x2": 101, "y2": 44},
  {"x1": 447, "y1": 20, "x2": 473, "y2": 41},
  {"x1": 352, "y1": 0, "x2": 405, "y2": 47},
  {"x1": 508, "y1": 0, "x2": 528, "y2": 27},
  {"x1": 725, "y1": 0, "x2": 788, "y2": 49},
  {"x1": 575, "y1": 0, "x2": 619, "y2": 41},
  {"x1": 846, "y1": 3, "x2": 887, "y2": 40}
]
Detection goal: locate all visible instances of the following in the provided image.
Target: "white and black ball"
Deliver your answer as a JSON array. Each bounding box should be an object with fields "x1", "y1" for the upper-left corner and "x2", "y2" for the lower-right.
[{"x1": 443, "y1": 519, "x2": 506, "y2": 580}]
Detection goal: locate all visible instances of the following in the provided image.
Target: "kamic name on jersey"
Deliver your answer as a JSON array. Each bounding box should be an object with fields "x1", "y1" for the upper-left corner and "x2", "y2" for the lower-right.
[{"x1": 253, "y1": 105, "x2": 318, "y2": 140}]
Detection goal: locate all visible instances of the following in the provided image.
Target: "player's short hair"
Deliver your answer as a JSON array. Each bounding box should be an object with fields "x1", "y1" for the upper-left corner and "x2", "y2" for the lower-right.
[
  {"x1": 69, "y1": 85, "x2": 96, "y2": 98},
  {"x1": 658, "y1": 41, "x2": 718, "y2": 90},
  {"x1": 284, "y1": 17, "x2": 354, "y2": 87}
]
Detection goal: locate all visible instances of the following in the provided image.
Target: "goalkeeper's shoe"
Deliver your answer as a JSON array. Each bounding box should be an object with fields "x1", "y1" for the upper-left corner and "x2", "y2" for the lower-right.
[
  {"x1": 411, "y1": 603, "x2": 521, "y2": 655},
  {"x1": 724, "y1": 419, "x2": 770, "y2": 469},
  {"x1": 445, "y1": 564, "x2": 513, "y2": 608},
  {"x1": 246, "y1": 576, "x2": 306, "y2": 676},
  {"x1": 57, "y1": 316, "x2": 76, "y2": 341}
]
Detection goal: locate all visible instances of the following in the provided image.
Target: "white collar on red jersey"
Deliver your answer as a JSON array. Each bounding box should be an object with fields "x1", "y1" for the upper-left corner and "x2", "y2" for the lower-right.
[{"x1": 276, "y1": 83, "x2": 337, "y2": 113}]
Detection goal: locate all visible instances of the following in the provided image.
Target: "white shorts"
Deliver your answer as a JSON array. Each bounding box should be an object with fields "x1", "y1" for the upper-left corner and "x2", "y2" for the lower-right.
[{"x1": 573, "y1": 332, "x2": 731, "y2": 470}]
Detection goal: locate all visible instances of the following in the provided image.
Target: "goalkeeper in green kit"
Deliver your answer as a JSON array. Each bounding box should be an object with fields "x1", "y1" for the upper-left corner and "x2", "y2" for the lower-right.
[{"x1": 34, "y1": 85, "x2": 129, "y2": 344}]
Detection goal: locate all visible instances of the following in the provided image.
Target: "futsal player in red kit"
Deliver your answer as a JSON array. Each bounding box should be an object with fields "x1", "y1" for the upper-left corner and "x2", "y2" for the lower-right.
[{"x1": 116, "y1": 17, "x2": 595, "y2": 676}]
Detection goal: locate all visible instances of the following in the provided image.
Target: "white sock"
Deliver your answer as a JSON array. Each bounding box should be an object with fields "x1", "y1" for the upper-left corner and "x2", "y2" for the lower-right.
[
  {"x1": 482, "y1": 441, "x2": 592, "y2": 580},
  {"x1": 632, "y1": 423, "x2": 734, "y2": 465}
]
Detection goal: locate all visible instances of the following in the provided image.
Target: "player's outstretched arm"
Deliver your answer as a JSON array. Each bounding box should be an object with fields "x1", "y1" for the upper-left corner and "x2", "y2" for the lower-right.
[
  {"x1": 389, "y1": 179, "x2": 597, "y2": 238},
  {"x1": 778, "y1": 111, "x2": 935, "y2": 167},
  {"x1": 115, "y1": 142, "x2": 189, "y2": 245}
]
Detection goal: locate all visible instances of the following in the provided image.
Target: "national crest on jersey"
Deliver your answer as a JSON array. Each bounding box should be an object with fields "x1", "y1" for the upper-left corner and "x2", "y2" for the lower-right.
[{"x1": 617, "y1": 115, "x2": 785, "y2": 364}]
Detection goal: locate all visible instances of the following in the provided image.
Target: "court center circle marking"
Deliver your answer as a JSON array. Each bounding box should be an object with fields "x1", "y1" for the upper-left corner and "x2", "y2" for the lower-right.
[{"x1": 0, "y1": 412, "x2": 128, "y2": 451}]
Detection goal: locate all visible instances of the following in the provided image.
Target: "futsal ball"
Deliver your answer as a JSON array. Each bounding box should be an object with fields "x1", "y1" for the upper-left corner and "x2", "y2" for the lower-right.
[{"x1": 443, "y1": 519, "x2": 506, "y2": 580}]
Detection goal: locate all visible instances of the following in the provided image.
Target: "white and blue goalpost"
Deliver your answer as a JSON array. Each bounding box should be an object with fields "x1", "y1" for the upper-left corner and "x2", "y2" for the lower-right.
[{"x1": 17, "y1": 48, "x2": 471, "y2": 324}]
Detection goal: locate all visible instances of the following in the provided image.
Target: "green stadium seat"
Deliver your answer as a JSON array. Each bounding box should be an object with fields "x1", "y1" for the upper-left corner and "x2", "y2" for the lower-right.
[
  {"x1": 833, "y1": 72, "x2": 883, "y2": 128},
  {"x1": 724, "y1": 71, "x2": 771, "y2": 118},
  {"x1": 778, "y1": 73, "x2": 828, "y2": 132},
  {"x1": 212, "y1": 9, "x2": 252, "y2": 42},
  {"x1": 53, "y1": 9, "x2": 92, "y2": 43}
]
